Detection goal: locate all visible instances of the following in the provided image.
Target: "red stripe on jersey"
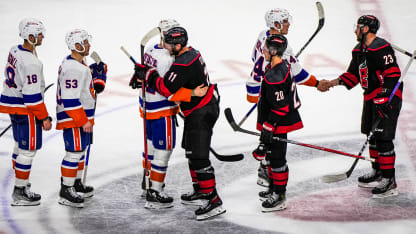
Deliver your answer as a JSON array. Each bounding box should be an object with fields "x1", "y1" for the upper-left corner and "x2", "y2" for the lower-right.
[
  {"x1": 166, "y1": 116, "x2": 172, "y2": 150},
  {"x1": 364, "y1": 87, "x2": 382, "y2": 101},
  {"x1": 182, "y1": 85, "x2": 215, "y2": 117},
  {"x1": 172, "y1": 53, "x2": 200, "y2": 67},
  {"x1": 271, "y1": 170, "x2": 289, "y2": 181},
  {"x1": 367, "y1": 43, "x2": 389, "y2": 51},
  {"x1": 264, "y1": 63, "x2": 290, "y2": 85},
  {"x1": 73, "y1": 128, "x2": 82, "y2": 151},
  {"x1": 382, "y1": 67, "x2": 401, "y2": 78},
  {"x1": 156, "y1": 77, "x2": 172, "y2": 97},
  {"x1": 340, "y1": 72, "x2": 359, "y2": 86},
  {"x1": 271, "y1": 105, "x2": 289, "y2": 116}
]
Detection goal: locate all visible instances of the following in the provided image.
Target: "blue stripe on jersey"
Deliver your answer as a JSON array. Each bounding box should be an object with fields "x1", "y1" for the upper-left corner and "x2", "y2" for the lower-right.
[
  {"x1": 62, "y1": 99, "x2": 82, "y2": 108},
  {"x1": 0, "y1": 95, "x2": 24, "y2": 105},
  {"x1": 15, "y1": 162, "x2": 32, "y2": 170},
  {"x1": 57, "y1": 108, "x2": 95, "y2": 120},
  {"x1": 139, "y1": 99, "x2": 177, "y2": 111},
  {"x1": 293, "y1": 69, "x2": 310, "y2": 83},
  {"x1": 246, "y1": 85, "x2": 260, "y2": 94},
  {"x1": 23, "y1": 93, "x2": 42, "y2": 104},
  {"x1": 151, "y1": 164, "x2": 167, "y2": 172},
  {"x1": 62, "y1": 160, "x2": 79, "y2": 168},
  {"x1": 142, "y1": 153, "x2": 155, "y2": 161}
]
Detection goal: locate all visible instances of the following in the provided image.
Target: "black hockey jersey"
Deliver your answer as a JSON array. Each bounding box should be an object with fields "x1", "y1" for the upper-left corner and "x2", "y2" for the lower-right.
[
  {"x1": 339, "y1": 37, "x2": 402, "y2": 101},
  {"x1": 256, "y1": 60, "x2": 303, "y2": 134},
  {"x1": 149, "y1": 47, "x2": 216, "y2": 116}
]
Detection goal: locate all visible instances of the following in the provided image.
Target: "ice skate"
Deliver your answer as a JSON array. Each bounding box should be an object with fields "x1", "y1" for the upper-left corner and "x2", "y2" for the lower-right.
[
  {"x1": 58, "y1": 184, "x2": 84, "y2": 208},
  {"x1": 372, "y1": 177, "x2": 398, "y2": 198},
  {"x1": 257, "y1": 163, "x2": 270, "y2": 187},
  {"x1": 180, "y1": 190, "x2": 205, "y2": 206},
  {"x1": 11, "y1": 186, "x2": 41, "y2": 206},
  {"x1": 145, "y1": 189, "x2": 173, "y2": 209},
  {"x1": 261, "y1": 192, "x2": 286, "y2": 212},
  {"x1": 358, "y1": 169, "x2": 382, "y2": 188},
  {"x1": 74, "y1": 179, "x2": 94, "y2": 198},
  {"x1": 195, "y1": 193, "x2": 226, "y2": 221},
  {"x1": 258, "y1": 189, "x2": 273, "y2": 202}
]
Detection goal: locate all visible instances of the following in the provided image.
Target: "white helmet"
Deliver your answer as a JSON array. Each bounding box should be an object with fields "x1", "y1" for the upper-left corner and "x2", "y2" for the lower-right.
[
  {"x1": 65, "y1": 29, "x2": 91, "y2": 52},
  {"x1": 158, "y1": 19, "x2": 180, "y2": 34},
  {"x1": 18, "y1": 18, "x2": 45, "y2": 44},
  {"x1": 264, "y1": 8, "x2": 293, "y2": 30}
]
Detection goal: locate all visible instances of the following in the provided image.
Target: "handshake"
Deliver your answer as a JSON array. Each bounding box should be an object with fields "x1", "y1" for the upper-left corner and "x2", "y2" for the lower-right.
[{"x1": 315, "y1": 78, "x2": 339, "y2": 92}]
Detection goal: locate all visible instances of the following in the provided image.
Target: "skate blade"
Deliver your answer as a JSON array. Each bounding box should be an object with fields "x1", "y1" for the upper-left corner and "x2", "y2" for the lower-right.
[
  {"x1": 181, "y1": 199, "x2": 204, "y2": 206},
  {"x1": 196, "y1": 206, "x2": 226, "y2": 221},
  {"x1": 145, "y1": 201, "x2": 173, "y2": 209},
  {"x1": 372, "y1": 189, "x2": 399, "y2": 199},
  {"x1": 358, "y1": 181, "x2": 380, "y2": 188},
  {"x1": 261, "y1": 202, "x2": 287, "y2": 212},
  {"x1": 58, "y1": 198, "x2": 84, "y2": 208},
  {"x1": 79, "y1": 191, "x2": 94, "y2": 198},
  {"x1": 11, "y1": 200, "x2": 40, "y2": 206},
  {"x1": 257, "y1": 178, "x2": 270, "y2": 187},
  {"x1": 321, "y1": 173, "x2": 347, "y2": 183}
]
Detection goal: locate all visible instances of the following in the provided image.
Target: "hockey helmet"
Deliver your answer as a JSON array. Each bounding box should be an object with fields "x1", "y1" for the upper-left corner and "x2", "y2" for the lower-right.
[
  {"x1": 164, "y1": 27, "x2": 188, "y2": 46},
  {"x1": 65, "y1": 29, "x2": 92, "y2": 52},
  {"x1": 158, "y1": 19, "x2": 180, "y2": 34},
  {"x1": 357, "y1": 15, "x2": 380, "y2": 33},
  {"x1": 19, "y1": 18, "x2": 45, "y2": 42},
  {"x1": 264, "y1": 8, "x2": 292, "y2": 29},
  {"x1": 265, "y1": 34, "x2": 287, "y2": 57}
]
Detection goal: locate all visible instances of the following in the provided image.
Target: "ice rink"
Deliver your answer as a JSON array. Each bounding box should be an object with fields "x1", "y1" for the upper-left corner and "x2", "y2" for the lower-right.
[{"x1": 1, "y1": 0, "x2": 416, "y2": 233}]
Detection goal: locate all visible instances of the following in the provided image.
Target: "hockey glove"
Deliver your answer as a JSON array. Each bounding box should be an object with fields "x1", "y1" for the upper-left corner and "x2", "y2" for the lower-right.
[
  {"x1": 252, "y1": 143, "x2": 267, "y2": 161},
  {"x1": 90, "y1": 62, "x2": 108, "y2": 94},
  {"x1": 373, "y1": 89, "x2": 393, "y2": 119},
  {"x1": 260, "y1": 122, "x2": 275, "y2": 144},
  {"x1": 129, "y1": 64, "x2": 148, "y2": 89}
]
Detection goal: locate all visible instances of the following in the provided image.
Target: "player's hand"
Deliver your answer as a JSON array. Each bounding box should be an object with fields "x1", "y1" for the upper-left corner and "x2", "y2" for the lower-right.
[
  {"x1": 317, "y1": 79, "x2": 331, "y2": 92},
  {"x1": 42, "y1": 117, "x2": 52, "y2": 131},
  {"x1": 252, "y1": 143, "x2": 267, "y2": 161},
  {"x1": 192, "y1": 84, "x2": 208, "y2": 97},
  {"x1": 90, "y1": 62, "x2": 108, "y2": 93},
  {"x1": 133, "y1": 63, "x2": 149, "y2": 81},
  {"x1": 260, "y1": 122, "x2": 275, "y2": 144},
  {"x1": 129, "y1": 75, "x2": 142, "y2": 89},
  {"x1": 374, "y1": 91, "x2": 393, "y2": 119},
  {"x1": 82, "y1": 121, "x2": 93, "y2": 133}
]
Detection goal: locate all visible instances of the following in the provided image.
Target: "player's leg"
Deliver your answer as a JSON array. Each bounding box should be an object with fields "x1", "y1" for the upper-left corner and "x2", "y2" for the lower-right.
[
  {"x1": 141, "y1": 118, "x2": 154, "y2": 196},
  {"x1": 11, "y1": 114, "x2": 42, "y2": 206},
  {"x1": 261, "y1": 134, "x2": 288, "y2": 212},
  {"x1": 59, "y1": 127, "x2": 89, "y2": 207},
  {"x1": 74, "y1": 132, "x2": 94, "y2": 198},
  {"x1": 358, "y1": 137, "x2": 382, "y2": 187}
]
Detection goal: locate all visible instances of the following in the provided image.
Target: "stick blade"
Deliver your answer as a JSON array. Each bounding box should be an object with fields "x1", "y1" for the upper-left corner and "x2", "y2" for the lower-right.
[
  {"x1": 224, "y1": 108, "x2": 238, "y2": 131},
  {"x1": 212, "y1": 151, "x2": 244, "y2": 162},
  {"x1": 140, "y1": 27, "x2": 161, "y2": 47},
  {"x1": 90, "y1": 51, "x2": 102, "y2": 64},
  {"x1": 321, "y1": 173, "x2": 348, "y2": 183},
  {"x1": 316, "y1": 2, "x2": 325, "y2": 27}
]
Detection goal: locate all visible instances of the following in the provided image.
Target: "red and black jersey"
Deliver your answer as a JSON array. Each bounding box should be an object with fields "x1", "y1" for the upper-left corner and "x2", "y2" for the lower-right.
[
  {"x1": 339, "y1": 37, "x2": 402, "y2": 101},
  {"x1": 256, "y1": 60, "x2": 303, "y2": 134},
  {"x1": 149, "y1": 47, "x2": 216, "y2": 116}
]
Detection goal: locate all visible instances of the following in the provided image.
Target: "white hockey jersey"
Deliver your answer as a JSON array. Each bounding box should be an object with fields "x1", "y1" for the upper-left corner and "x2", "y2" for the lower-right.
[
  {"x1": 140, "y1": 44, "x2": 179, "y2": 119},
  {"x1": 246, "y1": 29, "x2": 316, "y2": 103},
  {"x1": 56, "y1": 55, "x2": 95, "y2": 129},
  {"x1": 0, "y1": 45, "x2": 49, "y2": 120}
]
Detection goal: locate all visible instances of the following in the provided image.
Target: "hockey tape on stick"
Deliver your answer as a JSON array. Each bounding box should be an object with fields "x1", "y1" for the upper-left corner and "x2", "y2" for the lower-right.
[{"x1": 224, "y1": 107, "x2": 374, "y2": 162}]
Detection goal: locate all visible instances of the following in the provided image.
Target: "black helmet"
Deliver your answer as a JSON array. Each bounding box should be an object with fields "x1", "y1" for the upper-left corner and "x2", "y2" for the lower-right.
[
  {"x1": 357, "y1": 15, "x2": 380, "y2": 33},
  {"x1": 265, "y1": 34, "x2": 287, "y2": 57},
  {"x1": 164, "y1": 26, "x2": 188, "y2": 46}
]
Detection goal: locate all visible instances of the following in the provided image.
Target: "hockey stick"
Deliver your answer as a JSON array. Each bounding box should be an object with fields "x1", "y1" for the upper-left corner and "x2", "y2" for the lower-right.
[
  {"x1": 177, "y1": 113, "x2": 243, "y2": 162},
  {"x1": 392, "y1": 44, "x2": 416, "y2": 59},
  {"x1": 0, "y1": 83, "x2": 54, "y2": 138},
  {"x1": 224, "y1": 108, "x2": 374, "y2": 162},
  {"x1": 235, "y1": 2, "x2": 325, "y2": 128},
  {"x1": 295, "y1": 1, "x2": 325, "y2": 58},
  {"x1": 80, "y1": 51, "x2": 102, "y2": 185},
  {"x1": 322, "y1": 50, "x2": 416, "y2": 183}
]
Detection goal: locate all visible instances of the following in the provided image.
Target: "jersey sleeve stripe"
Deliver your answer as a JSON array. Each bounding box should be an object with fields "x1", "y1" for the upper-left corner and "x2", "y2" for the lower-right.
[
  {"x1": 22, "y1": 93, "x2": 43, "y2": 104},
  {"x1": 62, "y1": 99, "x2": 82, "y2": 108}
]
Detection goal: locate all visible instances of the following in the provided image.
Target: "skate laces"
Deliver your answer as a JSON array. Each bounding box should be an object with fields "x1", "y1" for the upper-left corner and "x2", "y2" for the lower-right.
[
  {"x1": 24, "y1": 187, "x2": 37, "y2": 198},
  {"x1": 68, "y1": 186, "x2": 82, "y2": 198},
  {"x1": 362, "y1": 170, "x2": 377, "y2": 179},
  {"x1": 375, "y1": 177, "x2": 391, "y2": 189}
]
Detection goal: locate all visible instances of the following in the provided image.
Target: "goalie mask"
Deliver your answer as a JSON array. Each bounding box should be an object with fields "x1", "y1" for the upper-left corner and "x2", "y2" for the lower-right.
[
  {"x1": 65, "y1": 29, "x2": 92, "y2": 53},
  {"x1": 19, "y1": 18, "x2": 46, "y2": 45},
  {"x1": 265, "y1": 8, "x2": 293, "y2": 30},
  {"x1": 265, "y1": 34, "x2": 288, "y2": 57}
]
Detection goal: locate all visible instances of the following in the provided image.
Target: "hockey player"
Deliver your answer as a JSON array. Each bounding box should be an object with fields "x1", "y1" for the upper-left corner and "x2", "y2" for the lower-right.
[
  {"x1": 56, "y1": 29, "x2": 107, "y2": 207},
  {"x1": 252, "y1": 34, "x2": 303, "y2": 212},
  {"x1": 328, "y1": 15, "x2": 401, "y2": 198},
  {"x1": 131, "y1": 19, "x2": 180, "y2": 209},
  {"x1": 248, "y1": 8, "x2": 331, "y2": 188},
  {"x1": 132, "y1": 26, "x2": 225, "y2": 220},
  {"x1": 0, "y1": 18, "x2": 52, "y2": 206}
]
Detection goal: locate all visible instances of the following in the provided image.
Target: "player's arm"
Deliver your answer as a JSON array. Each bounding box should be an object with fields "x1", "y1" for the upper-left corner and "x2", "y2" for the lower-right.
[
  {"x1": 246, "y1": 56, "x2": 264, "y2": 103},
  {"x1": 332, "y1": 51, "x2": 361, "y2": 89}
]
